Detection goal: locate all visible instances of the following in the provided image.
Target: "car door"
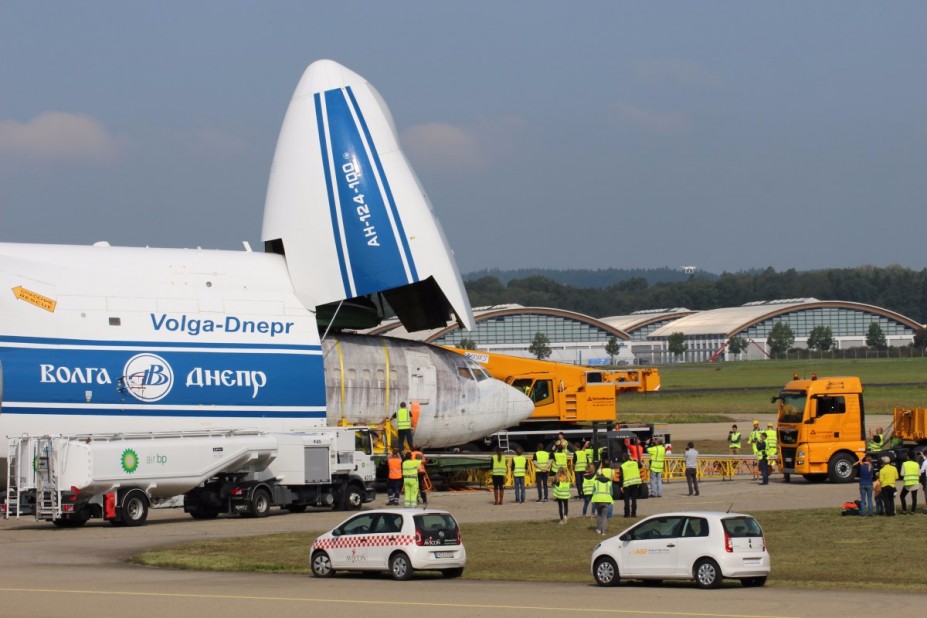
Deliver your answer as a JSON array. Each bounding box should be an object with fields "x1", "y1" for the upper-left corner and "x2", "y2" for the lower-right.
[
  {"x1": 329, "y1": 513, "x2": 378, "y2": 569},
  {"x1": 674, "y1": 516, "x2": 710, "y2": 577},
  {"x1": 366, "y1": 513, "x2": 405, "y2": 567},
  {"x1": 619, "y1": 516, "x2": 685, "y2": 577}
]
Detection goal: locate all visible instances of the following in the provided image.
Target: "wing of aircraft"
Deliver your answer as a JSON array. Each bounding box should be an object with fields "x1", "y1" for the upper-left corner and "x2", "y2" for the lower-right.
[{"x1": 0, "y1": 60, "x2": 530, "y2": 468}]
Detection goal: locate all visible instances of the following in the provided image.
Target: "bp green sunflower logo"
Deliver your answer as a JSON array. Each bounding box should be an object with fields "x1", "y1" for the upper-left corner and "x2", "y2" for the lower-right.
[{"x1": 121, "y1": 449, "x2": 139, "y2": 474}]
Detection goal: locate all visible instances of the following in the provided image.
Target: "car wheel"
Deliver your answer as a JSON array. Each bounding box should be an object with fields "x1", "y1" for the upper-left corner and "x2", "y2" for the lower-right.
[
  {"x1": 740, "y1": 576, "x2": 767, "y2": 587},
  {"x1": 389, "y1": 552, "x2": 413, "y2": 581},
  {"x1": 441, "y1": 567, "x2": 464, "y2": 578},
  {"x1": 310, "y1": 551, "x2": 334, "y2": 578},
  {"x1": 694, "y1": 558, "x2": 722, "y2": 589},
  {"x1": 593, "y1": 556, "x2": 620, "y2": 587}
]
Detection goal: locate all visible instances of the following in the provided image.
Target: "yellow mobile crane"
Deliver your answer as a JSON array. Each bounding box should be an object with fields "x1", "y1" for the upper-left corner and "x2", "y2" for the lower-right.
[{"x1": 444, "y1": 348, "x2": 662, "y2": 451}]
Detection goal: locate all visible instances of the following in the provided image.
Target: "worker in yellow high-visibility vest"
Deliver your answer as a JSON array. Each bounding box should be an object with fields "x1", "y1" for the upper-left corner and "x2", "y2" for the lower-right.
[
  {"x1": 512, "y1": 447, "x2": 528, "y2": 504},
  {"x1": 491, "y1": 447, "x2": 507, "y2": 505},
  {"x1": 392, "y1": 402, "x2": 414, "y2": 451},
  {"x1": 401, "y1": 452, "x2": 420, "y2": 508},
  {"x1": 899, "y1": 452, "x2": 920, "y2": 514},
  {"x1": 533, "y1": 443, "x2": 551, "y2": 502},
  {"x1": 591, "y1": 463, "x2": 614, "y2": 535},
  {"x1": 573, "y1": 440, "x2": 590, "y2": 498},
  {"x1": 646, "y1": 437, "x2": 666, "y2": 498}
]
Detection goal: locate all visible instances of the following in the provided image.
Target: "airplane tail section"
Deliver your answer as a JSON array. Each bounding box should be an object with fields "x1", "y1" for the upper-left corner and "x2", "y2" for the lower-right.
[{"x1": 262, "y1": 60, "x2": 473, "y2": 332}]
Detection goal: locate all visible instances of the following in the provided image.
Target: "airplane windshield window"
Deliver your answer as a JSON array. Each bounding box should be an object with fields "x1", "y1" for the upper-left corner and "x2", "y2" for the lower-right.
[
  {"x1": 457, "y1": 366, "x2": 474, "y2": 380},
  {"x1": 471, "y1": 366, "x2": 490, "y2": 381}
]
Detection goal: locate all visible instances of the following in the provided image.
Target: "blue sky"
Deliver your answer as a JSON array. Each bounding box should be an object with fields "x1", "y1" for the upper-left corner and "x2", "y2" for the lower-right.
[{"x1": 2, "y1": 2, "x2": 926, "y2": 276}]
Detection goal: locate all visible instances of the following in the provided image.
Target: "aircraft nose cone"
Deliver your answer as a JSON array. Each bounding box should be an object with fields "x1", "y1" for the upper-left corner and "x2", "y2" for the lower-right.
[{"x1": 506, "y1": 387, "x2": 535, "y2": 426}]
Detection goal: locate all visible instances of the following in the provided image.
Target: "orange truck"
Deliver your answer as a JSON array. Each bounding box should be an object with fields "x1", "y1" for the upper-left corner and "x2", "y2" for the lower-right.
[
  {"x1": 444, "y1": 348, "x2": 662, "y2": 451},
  {"x1": 773, "y1": 373, "x2": 927, "y2": 483}
]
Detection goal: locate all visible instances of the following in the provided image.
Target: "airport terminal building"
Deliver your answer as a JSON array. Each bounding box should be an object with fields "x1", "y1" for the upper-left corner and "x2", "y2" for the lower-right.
[{"x1": 369, "y1": 299, "x2": 923, "y2": 365}]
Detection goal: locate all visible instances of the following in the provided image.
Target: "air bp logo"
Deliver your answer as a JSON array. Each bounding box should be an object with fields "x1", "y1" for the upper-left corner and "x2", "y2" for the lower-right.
[
  {"x1": 123, "y1": 353, "x2": 174, "y2": 402},
  {"x1": 121, "y1": 449, "x2": 139, "y2": 474}
]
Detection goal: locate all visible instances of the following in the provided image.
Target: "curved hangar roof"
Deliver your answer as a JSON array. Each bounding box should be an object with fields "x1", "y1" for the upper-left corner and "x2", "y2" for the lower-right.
[
  {"x1": 647, "y1": 298, "x2": 922, "y2": 338},
  {"x1": 367, "y1": 304, "x2": 630, "y2": 344},
  {"x1": 599, "y1": 308, "x2": 696, "y2": 340}
]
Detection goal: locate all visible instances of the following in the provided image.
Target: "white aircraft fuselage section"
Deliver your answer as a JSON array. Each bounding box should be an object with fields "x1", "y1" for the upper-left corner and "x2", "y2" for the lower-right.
[{"x1": 0, "y1": 242, "x2": 326, "y2": 455}]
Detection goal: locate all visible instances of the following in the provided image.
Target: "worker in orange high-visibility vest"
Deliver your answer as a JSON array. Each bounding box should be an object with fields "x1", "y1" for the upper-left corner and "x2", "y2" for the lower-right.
[{"x1": 386, "y1": 448, "x2": 403, "y2": 506}]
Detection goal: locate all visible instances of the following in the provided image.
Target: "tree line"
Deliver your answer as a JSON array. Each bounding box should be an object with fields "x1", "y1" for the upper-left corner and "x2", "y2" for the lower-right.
[{"x1": 465, "y1": 265, "x2": 927, "y2": 324}]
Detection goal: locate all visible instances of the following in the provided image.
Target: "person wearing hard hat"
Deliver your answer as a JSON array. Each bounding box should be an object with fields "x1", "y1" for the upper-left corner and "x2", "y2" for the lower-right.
[{"x1": 748, "y1": 420, "x2": 764, "y2": 457}]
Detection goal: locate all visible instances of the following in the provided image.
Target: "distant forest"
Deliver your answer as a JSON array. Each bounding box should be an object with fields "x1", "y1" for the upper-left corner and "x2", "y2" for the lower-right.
[{"x1": 462, "y1": 265, "x2": 927, "y2": 323}]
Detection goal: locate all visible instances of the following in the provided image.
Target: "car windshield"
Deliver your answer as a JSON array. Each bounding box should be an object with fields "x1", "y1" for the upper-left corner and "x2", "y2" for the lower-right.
[{"x1": 722, "y1": 516, "x2": 763, "y2": 538}]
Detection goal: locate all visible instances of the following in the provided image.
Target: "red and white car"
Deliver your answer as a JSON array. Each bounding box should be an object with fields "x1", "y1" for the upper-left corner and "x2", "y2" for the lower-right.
[{"x1": 310, "y1": 508, "x2": 466, "y2": 580}]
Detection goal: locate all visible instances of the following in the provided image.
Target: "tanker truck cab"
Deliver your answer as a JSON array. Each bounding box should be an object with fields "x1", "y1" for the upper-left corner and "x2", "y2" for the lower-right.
[{"x1": 774, "y1": 375, "x2": 865, "y2": 483}]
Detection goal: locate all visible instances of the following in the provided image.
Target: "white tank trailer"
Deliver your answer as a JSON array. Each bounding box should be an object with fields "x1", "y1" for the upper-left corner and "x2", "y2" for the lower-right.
[{"x1": 4, "y1": 427, "x2": 375, "y2": 527}]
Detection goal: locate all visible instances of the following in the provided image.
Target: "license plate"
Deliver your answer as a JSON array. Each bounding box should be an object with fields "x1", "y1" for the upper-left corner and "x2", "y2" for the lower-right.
[{"x1": 434, "y1": 551, "x2": 454, "y2": 558}]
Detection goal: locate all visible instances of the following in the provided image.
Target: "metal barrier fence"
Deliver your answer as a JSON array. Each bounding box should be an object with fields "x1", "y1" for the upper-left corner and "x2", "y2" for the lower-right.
[{"x1": 437, "y1": 454, "x2": 776, "y2": 490}]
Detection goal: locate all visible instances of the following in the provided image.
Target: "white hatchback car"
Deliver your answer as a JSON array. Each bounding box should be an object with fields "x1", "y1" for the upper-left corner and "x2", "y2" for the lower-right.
[
  {"x1": 310, "y1": 508, "x2": 466, "y2": 580},
  {"x1": 591, "y1": 511, "x2": 770, "y2": 589}
]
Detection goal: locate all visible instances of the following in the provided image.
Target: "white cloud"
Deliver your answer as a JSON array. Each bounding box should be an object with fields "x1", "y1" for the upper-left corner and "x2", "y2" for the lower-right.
[
  {"x1": 635, "y1": 59, "x2": 721, "y2": 88},
  {"x1": 170, "y1": 127, "x2": 248, "y2": 157},
  {"x1": 400, "y1": 115, "x2": 527, "y2": 173},
  {"x1": 611, "y1": 102, "x2": 689, "y2": 135},
  {"x1": 401, "y1": 122, "x2": 483, "y2": 171},
  {"x1": 0, "y1": 112, "x2": 120, "y2": 162}
]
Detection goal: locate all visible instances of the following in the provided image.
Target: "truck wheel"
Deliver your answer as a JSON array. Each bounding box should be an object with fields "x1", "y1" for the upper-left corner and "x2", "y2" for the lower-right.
[
  {"x1": 828, "y1": 453, "x2": 857, "y2": 483},
  {"x1": 345, "y1": 484, "x2": 364, "y2": 510},
  {"x1": 248, "y1": 488, "x2": 272, "y2": 518},
  {"x1": 119, "y1": 491, "x2": 149, "y2": 527}
]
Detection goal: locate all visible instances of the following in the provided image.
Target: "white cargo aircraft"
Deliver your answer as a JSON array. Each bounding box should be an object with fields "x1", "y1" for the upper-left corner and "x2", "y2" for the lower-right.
[{"x1": 0, "y1": 60, "x2": 533, "y2": 469}]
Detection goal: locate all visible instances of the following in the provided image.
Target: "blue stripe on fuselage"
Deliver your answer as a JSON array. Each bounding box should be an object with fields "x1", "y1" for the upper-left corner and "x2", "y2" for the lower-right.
[
  {"x1": 345, "y1": 86, "x2": 418, "y2": 282},
  {"x1": 322, "y1": 87, "x2": 412, "y2": 297},
  {"x1": 0, "y1": 337, "x2": 325, "y2": 414},
  {"x1": 315, "y1": 91, "x2": 354, "y2": 297}
]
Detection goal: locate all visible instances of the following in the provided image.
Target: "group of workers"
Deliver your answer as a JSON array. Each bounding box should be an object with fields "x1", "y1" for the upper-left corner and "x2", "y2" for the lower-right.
[
  {"x1": 856, "y1": 450, "x2": 927, "y2": 516},
  {"x1": 727, "y1": 420, "x2": 778, "y2": 484},
  {"x1": 385, "y1": 446, "x2": 429, "y2": 508},
  {"x1": 487, "y1": 432, "x2": 669, "y2": 532}
]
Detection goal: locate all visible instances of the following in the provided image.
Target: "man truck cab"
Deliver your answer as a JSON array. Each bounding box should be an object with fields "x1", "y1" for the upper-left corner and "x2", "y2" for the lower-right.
[{"x1": 773, "y1": 374, "x2": 865, "y2": 483}]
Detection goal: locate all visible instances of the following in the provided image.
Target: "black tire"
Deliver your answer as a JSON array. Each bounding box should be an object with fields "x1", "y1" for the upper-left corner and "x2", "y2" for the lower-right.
[
  {"x1": 694, "y1": 558, "x2": 722, "y2": 589},
  {"x1": 310, "y1": 551, "x2": 335, "y2": 578},
  {"x1": 828, "y1": 453, "x2": 857, "y2": 483},
  {"x1": 119, "y1": 491, "x2": 149, "y2": 527},
  {"x1": 803, "y1": 473, "x2": 827, "y2": 483},
  {"x1": 248, "y1": 488, "x2": 272, "y2": 518},
  {"x1": 389, "y1": 552, "x2": 414, "y2": 581},
  {"x1": 441, "y1": 567, "x2": 464, "y2": 578},
  {"x1": 284, "y1": 504, "x2": 308, "y2": 514},
  {"x1": 593, "y1": 556, "x2": 620, "y2": 587},
  {"x1": 740, "y1": 576, "x2": 767, "y2": 587},
  {"x1": 189, "y1": 508, "x2": 219, "y2": 520},
  {"x1": 339, "y1": 483, "x2": 364, "y2": 511}
]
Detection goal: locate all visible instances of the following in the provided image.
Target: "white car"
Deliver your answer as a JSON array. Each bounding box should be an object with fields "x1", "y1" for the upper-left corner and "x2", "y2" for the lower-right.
[
  {"x1": 591, "y1": 511, "x2": 770, "y2": 588},
  {"x1": 310, "y1": 508, "x2": 466, "y2": 580}
]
